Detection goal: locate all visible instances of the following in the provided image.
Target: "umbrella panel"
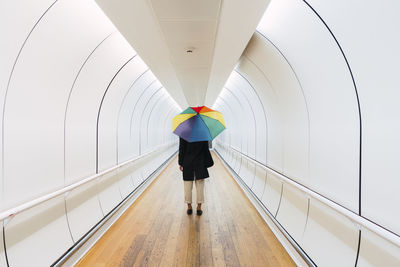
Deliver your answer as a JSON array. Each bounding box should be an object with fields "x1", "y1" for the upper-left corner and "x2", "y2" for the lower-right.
[
  {"x1": 200, "y1": 111, "x2": 225, "y2": 127},
  {"x1": 172, "y1": 113, "x2": 196, "y2": 131},
  {"x1": 173, "y1": 115, "x2": 197, "y2": 141},
  {"x1": 190, "y1": 115, "x2": 212, "y2": 142},
  {"x1": 182, "y1": 107, "x2": 197, "y2": 114},
  {"x1": 191, "y1": 106, "x2": 204, "y2": 113},
  {"x1": 199, "y1": 106, "x2": 213, "y2": 113},
  {"x1": 199, "y1": 115, "x2": 225, "y2": 139}
]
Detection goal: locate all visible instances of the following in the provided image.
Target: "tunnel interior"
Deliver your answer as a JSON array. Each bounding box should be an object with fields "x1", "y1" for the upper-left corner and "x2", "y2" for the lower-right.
[{"x1": 1, "y1": 0, "x2": 400, "y2": 266}]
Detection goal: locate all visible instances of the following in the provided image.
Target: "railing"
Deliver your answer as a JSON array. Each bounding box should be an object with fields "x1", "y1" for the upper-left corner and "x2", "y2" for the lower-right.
[
  {"x1": 215, "y1": 141, "x2": 400, "y2": 248},
  {"x1": 0, "y1": 142, "x2": 178, "y2": 222}
]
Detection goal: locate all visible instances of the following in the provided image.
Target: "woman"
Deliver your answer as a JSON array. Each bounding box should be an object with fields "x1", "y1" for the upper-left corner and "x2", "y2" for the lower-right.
[{"x1": 178, "y1": 137, "x2": 214, "y2": 215}]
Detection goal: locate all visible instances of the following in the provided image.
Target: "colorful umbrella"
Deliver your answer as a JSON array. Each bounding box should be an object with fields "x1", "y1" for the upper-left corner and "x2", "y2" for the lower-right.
[{"x1": 172, "y1": 106, "x2": 225, "y2": 142}]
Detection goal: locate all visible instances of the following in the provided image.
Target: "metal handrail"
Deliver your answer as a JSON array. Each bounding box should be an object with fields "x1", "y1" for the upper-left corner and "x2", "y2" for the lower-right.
[
  {"x1": 0, "y1": 142, "x2": 177, "y2": 221},
  {"x1": 214, "y1": 148, "x2": 314, "y2": 266},
  {"x1": 215, "y1": 142, "x2": 400, "y2": 248}
]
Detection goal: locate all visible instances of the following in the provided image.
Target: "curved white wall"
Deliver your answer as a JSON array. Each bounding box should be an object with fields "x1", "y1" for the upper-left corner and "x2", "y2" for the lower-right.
[
  {"x1": 214, "y1": 0, "x2": 400, "y2": 266},
  {"x1": 0, "y1": 1, "x2": 179, "y2": 266}
]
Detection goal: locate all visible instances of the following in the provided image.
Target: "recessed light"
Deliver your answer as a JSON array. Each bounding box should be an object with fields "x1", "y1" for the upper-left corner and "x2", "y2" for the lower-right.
[{"x1": 186, "y1": 47, "x2": 195, "y2": 53}]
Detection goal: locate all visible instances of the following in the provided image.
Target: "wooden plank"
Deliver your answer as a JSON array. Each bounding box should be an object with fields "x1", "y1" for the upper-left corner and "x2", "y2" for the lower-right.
[
  {"x1": 120, "y1": 234, "x2": 146, "y2": 267},
  {"x1": 198, "y1": 204, "x2": 213, "y2": 267}
]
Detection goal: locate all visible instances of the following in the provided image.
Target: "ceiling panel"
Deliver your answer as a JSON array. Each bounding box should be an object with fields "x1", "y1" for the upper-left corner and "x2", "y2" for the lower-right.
[
  {"x1": 150, "y1": 0, "x2": 220, "y2": 20},
  {"x1": 160, "y1": 21, "x2": 217, "y2": 42}
]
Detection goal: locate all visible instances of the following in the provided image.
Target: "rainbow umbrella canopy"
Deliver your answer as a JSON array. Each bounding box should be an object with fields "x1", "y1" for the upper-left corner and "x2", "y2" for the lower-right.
[{"x1": 172, "y1": 106, "x2": 225, "y2": 142}]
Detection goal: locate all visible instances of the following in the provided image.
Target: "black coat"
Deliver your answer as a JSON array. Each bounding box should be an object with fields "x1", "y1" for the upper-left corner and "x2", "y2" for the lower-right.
[{"x1": 178, "y1": 138, "x2": 214, "y2": 181}]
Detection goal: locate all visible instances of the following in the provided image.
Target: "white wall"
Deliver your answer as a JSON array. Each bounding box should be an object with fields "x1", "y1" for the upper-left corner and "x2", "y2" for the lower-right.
[
  {"x1": 214, "y1": 0, "x2": 400, "y2": 266},
  {"x1": 0, "y1": 0, "x2": 179, "y2": 266},
  {"x1": 304, "y1": 0, "x2": 400, "y2": 241}
]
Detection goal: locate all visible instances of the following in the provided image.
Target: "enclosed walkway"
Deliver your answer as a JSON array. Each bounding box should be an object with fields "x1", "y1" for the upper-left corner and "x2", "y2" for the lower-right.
[
  {"x1": 2, "y1": 0, "x2": 400, "y2": 266},
  {"x1": 76, "y1": 152, "x2": 294, "y2": 266}
]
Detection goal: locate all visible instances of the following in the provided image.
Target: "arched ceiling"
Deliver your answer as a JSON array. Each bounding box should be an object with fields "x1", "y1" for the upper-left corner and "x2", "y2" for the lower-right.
[{"x1": 95, "y1": 0, "x2": 270, "y2": 108}]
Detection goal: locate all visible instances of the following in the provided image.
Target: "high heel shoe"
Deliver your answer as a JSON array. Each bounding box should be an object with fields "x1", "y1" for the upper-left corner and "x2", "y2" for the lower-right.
[{"x1": 187, "y1": 208, "x2": 193, "y2": 215}]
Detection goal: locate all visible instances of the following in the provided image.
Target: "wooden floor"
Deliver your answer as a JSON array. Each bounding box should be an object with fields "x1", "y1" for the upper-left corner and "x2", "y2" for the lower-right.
[{"x1": 76, "y1": 152, "x2": 295, "y2": 267}]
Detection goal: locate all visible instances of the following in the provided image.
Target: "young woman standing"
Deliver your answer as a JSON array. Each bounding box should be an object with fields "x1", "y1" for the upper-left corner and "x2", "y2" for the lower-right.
[{"x1": 178, "y1": 137, "x2": 213, "y2": 215}]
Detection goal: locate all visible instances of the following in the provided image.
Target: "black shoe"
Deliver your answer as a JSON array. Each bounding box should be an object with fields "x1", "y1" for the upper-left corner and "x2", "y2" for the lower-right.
[
  {"x1": 196, "y1": 209, "x2": 203, "y2": 216},
  {"x1": 187, "y1": 209, "x2": 193, "y2": 215}
]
